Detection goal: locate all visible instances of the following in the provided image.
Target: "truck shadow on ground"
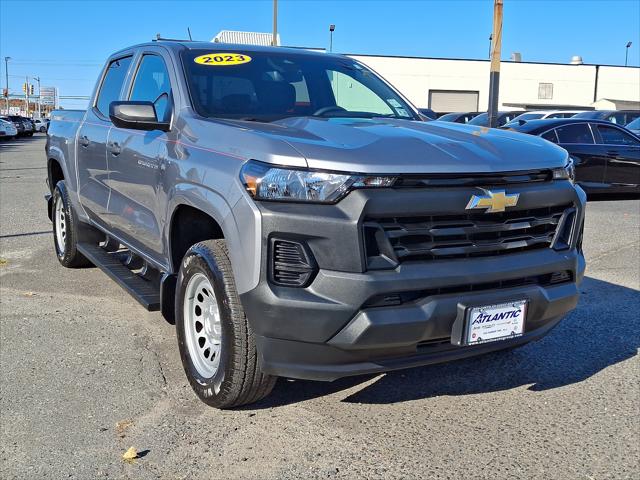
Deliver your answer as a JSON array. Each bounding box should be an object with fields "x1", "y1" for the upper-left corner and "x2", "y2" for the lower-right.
[{"x1": 254, "y1": 276, "x2": 639, "y2": 408}]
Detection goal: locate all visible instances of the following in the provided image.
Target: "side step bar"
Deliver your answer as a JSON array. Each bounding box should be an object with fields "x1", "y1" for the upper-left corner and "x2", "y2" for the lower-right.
[{"x1": 77, "y1": 242, "x2": 161, "y2": 311}]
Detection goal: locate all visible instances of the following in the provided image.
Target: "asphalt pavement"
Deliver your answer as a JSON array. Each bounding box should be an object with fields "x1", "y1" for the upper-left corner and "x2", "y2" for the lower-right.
[{"x1": 1, "y1": 135, "x2": 638, "y2": 479}]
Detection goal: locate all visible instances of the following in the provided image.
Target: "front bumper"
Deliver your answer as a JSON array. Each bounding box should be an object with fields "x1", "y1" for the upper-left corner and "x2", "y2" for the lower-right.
[{"x1": 240, "y1": 181, "x2": 586, "y2": 381}]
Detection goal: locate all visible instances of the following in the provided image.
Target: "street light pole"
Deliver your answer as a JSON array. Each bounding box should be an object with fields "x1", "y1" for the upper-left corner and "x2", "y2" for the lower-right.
[
  {"x1": 329, "y1": 24, "x2": 335, "y2": 52},
  {"x1": 487, "y1": 0, "x2": 503, "y2": 128},
  {"x1": 3, "y1": 57, "x2": 10, "y2": 114},
  {"x1": 625, "y1": 41, "x2": 632, "y2": 66},
  {"x1": 272, "y1": 0, "x2": 278, "y2": 46},
  {"x1": 488, "y1": 34, "x2": 493, "y2": 58},
  {"x1": 34, "y1": 76, "x2": 41, "y2": 118}
]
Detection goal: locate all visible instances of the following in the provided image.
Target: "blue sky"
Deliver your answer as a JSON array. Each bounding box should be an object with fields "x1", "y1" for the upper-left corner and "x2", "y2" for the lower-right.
[{"x1": 1, "y1": 0, "x2": 639, "y2": 108}]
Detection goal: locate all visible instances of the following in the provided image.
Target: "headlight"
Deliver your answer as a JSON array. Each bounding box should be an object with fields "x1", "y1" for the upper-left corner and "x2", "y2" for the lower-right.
[
  {"x1": 552, "y1": 159, "x2": 575, "y2": 184},
  {"x1": 240, "y1": 160, "x2": 397, "y2": 203}
]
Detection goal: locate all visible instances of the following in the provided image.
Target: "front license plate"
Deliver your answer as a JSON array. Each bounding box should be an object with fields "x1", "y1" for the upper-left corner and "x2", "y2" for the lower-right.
[{"x1": 465, "y1": 300, "x2": 527, "y2": 345}]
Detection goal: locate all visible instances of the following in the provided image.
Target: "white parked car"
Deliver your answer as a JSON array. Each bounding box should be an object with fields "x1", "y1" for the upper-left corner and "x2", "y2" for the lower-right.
[
  {"x1": 0, "y1": 118, "x2": 18, "y2": 139},
  {"x1": 509, "y1": 110, "x2": 585, "y2": 123},
  {"x1": 33, "y1": 118, "x2": 49, "y2": 133}
]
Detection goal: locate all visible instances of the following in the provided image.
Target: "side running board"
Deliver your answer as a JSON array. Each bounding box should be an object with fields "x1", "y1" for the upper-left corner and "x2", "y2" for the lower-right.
[{"x1": 77, "y1": 242, "x2": 161, "y2": 311}]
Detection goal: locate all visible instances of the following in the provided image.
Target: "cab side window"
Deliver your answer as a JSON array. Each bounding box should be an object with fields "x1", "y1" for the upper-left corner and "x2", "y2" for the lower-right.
[
  {"x1": 597, "y1": 125, "x2": 640, "y2": 146},
  {"x1": 555, "y1": 124, "x2": 594, "y2": 144},
  {"x1": 96, "y1": 56, "x2": 133, "y2": 117},
  {"x1": 130, "y1": 55, "x2": 173, "y2": 122}
]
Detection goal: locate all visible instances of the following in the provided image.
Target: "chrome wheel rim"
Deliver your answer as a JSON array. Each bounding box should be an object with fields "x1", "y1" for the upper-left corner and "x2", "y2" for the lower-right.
[
  {"x1": 183, "y1": 273, "x2": 222, "y2": 379},
  {"x1": 54, "y1": 195, "x2": 66, "y2": 255}
]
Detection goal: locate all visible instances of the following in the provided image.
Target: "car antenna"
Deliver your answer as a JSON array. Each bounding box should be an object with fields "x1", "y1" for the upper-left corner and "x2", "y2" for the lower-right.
[{"x1": 187, "y1": 27, "x2": 193, "y2": 41}]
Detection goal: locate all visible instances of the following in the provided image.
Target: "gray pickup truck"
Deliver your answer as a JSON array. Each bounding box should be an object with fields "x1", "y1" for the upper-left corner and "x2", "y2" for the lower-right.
[{"x1": 46, "y1": 41, "x2": 586, "y2": 408}]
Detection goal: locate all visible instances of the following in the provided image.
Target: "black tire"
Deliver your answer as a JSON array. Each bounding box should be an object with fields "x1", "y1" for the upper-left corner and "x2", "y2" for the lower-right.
[
  {"x1": 176, "y1": 240, "x2": 276, "y2": 408},
  {"x1": 39, "y1": 127, "x2": 46, "y2": 133},
  {"x1": 52, "y1": 181, "x2": 92, "y2": 268},
  {"x1": 27, "y1": 132, "x2": 33, "y2": 137}
]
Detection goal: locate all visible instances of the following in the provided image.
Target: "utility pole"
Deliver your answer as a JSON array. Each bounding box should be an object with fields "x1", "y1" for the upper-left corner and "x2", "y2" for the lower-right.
[
  {"x1": 34, "y1": 76, "x2": 41, "y2": 118},
  {"x1": 3, "y1": 57, "x2": 9, "y2": 114},
  {"x1": 24, "y1": 76, "x2": 30, "y2": 117},
  {"x1": 272, "y1": 0, "x2": 278, "y2": 46},
  {"x1": 329, "y1": 24, "x2": 335, "y2": 52},
  {"x1": 487, "y1": 0, "x2": 503, "y2": 128}
]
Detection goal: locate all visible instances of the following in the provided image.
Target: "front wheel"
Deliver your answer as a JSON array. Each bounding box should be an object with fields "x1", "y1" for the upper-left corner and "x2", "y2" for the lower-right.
[{"x1": 175, "y1": 240, "x2": 276, "y2": 408}]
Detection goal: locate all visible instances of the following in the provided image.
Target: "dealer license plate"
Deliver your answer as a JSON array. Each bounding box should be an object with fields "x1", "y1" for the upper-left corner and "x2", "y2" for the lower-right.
[{"x1": 465, "y1": 300, "x2": 527, "y2": 345}]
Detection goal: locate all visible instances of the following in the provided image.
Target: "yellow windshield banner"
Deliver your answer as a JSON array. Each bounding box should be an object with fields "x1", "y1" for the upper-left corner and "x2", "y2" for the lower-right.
[{"x1": 194, "y1": 53, "x2": 252, "y2": 66}]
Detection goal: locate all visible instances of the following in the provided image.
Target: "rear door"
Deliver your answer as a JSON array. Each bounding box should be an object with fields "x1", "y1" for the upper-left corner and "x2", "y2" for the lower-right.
[
  {"x1": 593, "y1": 123, "x2": 640, "y2": 191},
  {"x1": 77, "y1": 55, "x2": 132, "y2": 224},
  {"x1": 106, "y1": 49, "x2": 174, "y2": 259},
  {"x1": 551, "y1": 122, "x2": 607, "y2": 190}
]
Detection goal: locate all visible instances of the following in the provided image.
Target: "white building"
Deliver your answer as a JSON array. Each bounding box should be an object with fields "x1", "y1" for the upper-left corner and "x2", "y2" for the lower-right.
[
  {"x1": 211, "y1": 31, "x2": 640, "y2": 113},
  {"x1": 347, "y1": 53, "x2": 640, "y2": 112}
]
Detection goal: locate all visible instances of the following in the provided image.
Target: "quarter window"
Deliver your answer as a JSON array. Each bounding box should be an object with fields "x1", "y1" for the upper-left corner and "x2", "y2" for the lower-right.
[
  {"x1": 96, "y1": 56, "x2": 133, "y2": 117},
  {"x1": 541, "y1": 129, "x2": 559, "y2": 143},
  {"x1": 555, "y1": 123, "x2": 594, "y2": 144},
  {"x1": 597, "y1": 125, "x2": 640, "y2": 146},
  {"x1": 130, "y1": 55, "x2": 173, "y2": 122}
]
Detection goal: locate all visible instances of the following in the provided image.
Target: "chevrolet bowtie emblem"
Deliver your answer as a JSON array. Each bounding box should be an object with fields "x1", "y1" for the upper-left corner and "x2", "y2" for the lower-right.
[{"x1": 466, "y1": 190, "x2": 520, "y2": 213}]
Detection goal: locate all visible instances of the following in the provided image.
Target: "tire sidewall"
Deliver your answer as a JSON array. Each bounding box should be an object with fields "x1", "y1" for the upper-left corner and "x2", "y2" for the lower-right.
[
  {"x1": 52, "y1": 181, "x2": 75, "y2": 264},
  {"x1": 175, "y1": 245, "x2": 236, "y2": 404}
]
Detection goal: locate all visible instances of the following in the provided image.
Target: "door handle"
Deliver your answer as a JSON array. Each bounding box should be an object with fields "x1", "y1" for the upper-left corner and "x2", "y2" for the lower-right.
[
  {"x1": 109, "y1": 142, "x2": 122, "y2": 156},
  {"x1": 79, "y1": 135, "x2": 90, "y2": 147}
]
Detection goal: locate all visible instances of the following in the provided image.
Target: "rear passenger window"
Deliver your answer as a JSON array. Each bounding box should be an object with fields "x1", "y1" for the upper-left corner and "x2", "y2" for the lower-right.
[
  {"x1": 555, "y1": 124, "x2": 594, "y2": 144},
  {"x1": 96, "y1": 56, "x2": 132, "y2": 117},
  {"x1": 541, "y1": 129, "x2": 559, "y2": 143},
  {"x1": 597, "y1": 125, "x2": 640, "y2": 146},
  {"x1": 130, "y1": 55, "x2": 173, "y2": 122}
]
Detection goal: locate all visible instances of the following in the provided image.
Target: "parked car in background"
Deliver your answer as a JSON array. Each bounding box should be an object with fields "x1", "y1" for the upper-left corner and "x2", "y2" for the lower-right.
[
  {"x1": 436, "y1": 112, "x2": 481, "y2": 123},
  {"x1": 468, "y1": 111, "x2": 522, "y2": 127},
  {"x1": 6, "y1": 115, "x2": 34, "y2": 137},
  {"x1": 417, "y1": 108, "x2": 437, "y2": 120},
  {"x1": 33, "y1": 118, "x2": 49, "y2": 133},
  {"x1": 1, "y1": 116, "x2": 25, "y2": 136},
  {"x1": 0, "y1": 118, "x2": 18, "y2": 139},
  {"x1": 626, "y1": 117, "x2": 640, "y2": 136},
  {"x1": 504, "y1": 118, "x2": 639, "y2": 196},
  {"x1": 510, "y1": 110, "x2": 585, "y2": 123},
  {"x1": 573, "y1": 110, "x2": 640, "y2": 125}
]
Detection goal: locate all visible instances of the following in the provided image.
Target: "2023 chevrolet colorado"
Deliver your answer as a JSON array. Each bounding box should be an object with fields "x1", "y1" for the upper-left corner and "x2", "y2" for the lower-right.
[{"x1": 46, "y1": 41, "x2": 586, "y2": 408}]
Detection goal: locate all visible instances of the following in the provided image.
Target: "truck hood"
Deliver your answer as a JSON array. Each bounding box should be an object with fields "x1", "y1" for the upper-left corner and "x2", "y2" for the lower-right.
[{"x1": 244, "y1": 117, "x2": 568, "y2": 174}]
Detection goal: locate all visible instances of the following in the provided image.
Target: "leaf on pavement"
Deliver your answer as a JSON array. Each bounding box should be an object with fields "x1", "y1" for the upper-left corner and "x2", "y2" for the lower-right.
[
  {"x1": 122, "y1": 447, "x2": 138, "y2": 461},
  {"x1": 115, "y1": 420, "x2": 134, "y2": 437}
]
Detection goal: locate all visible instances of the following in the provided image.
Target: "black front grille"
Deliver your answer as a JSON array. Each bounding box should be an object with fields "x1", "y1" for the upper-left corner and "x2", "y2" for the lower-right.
[
  {"x1": 270, "y1": 239, "x2": 317, "y2": 287},
  {"x1": 366, "y1": 205, "x2": 571, "y2": 263},
  {"x1": 364, "y1": 270, "x2": 573, "y2": 308},
  {"x1": 394, "y1": 170, "x2": 552, "y2": 188}
]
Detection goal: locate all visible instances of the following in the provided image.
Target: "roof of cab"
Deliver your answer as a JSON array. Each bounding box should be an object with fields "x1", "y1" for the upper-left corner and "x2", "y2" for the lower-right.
[
  {"x1": 504, "y1": 117, "x2": 622, "y2": 133},
  {"x1": 113, "y1": 40, "x2": 337, "y2": 59}
]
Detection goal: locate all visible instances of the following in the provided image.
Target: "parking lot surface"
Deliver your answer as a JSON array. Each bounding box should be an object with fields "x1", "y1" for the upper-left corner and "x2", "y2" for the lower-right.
[{"x1": 1, "y1": 136, "x2": 638, "y2": 479}]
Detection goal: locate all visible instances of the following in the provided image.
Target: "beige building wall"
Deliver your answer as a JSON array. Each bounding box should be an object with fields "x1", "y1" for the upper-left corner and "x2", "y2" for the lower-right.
[{"x1": 348, "y1": 54, "x2": 640, "y2": 112}]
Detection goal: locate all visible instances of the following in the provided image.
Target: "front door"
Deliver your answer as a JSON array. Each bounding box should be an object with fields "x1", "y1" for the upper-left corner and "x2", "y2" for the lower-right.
[
  {"x1": 593, "y1": 123, "x2": 640, "y2": 191},
  {"x1": 77, "y1": 55, "x2": 133, "y2": 223},
  {"x1": 106, "y1": 52, "x2": 174, "y2": 259},
  {"x1": 553, "y1": 122, "x2": 606, "y2": 190}
]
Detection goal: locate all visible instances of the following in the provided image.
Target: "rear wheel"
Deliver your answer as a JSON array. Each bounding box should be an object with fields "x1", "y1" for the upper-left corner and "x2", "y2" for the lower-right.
[
  {"x1": 52, "y1": 181, "x2": 91, "y2": 268},
  {"x1": 176, "y1": 240, "x2": 276, "y2": 408}
]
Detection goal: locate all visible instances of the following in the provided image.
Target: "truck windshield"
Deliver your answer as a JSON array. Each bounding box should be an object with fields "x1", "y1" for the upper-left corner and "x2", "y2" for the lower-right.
[{"x1": 181, "y1": 50, "x2": 417, "y2": 122}]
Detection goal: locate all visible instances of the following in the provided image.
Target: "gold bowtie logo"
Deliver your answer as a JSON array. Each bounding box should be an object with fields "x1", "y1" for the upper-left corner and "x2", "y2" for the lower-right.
[{"x1": 466, "y1": 190, "x2": 520, "y2": 213}]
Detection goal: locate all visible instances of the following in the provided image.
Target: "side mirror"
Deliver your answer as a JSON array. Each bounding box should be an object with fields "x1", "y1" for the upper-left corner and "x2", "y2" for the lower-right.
[{"x1": 109, "y1": 101, "x2": 170, "y2": 132}]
